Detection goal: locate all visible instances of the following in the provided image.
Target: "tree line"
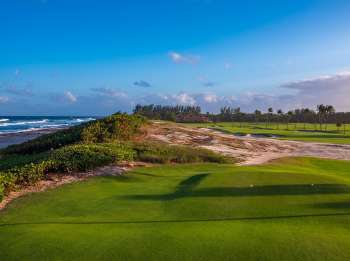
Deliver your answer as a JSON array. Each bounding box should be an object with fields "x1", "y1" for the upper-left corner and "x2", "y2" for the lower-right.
[
  {"x1": 134, "y1": 104, "x2": 349, "y2": 131},
  {"x1": 133, "y1": 104, "x2": 201, "y2": 121}
]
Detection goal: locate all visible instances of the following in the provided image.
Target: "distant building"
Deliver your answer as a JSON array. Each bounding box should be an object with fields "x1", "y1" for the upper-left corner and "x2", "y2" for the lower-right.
[{"x1": 175, "y1": 114, "x2": 210, "y2": 123}]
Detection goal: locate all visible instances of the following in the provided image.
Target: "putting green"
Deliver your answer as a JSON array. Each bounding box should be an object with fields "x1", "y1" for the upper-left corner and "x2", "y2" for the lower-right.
[{"x1": 1, "y1": 157, "x2": 350, "y2": 260}]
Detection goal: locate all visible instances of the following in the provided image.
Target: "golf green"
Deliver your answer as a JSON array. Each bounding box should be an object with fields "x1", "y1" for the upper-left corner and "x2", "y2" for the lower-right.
[{"x1": 1, "y1": 157, "x2": 350, "y2": 260}]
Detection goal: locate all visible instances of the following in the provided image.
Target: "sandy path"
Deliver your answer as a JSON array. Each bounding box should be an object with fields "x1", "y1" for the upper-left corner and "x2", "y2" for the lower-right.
[{"x1": 146, "y1": 122, "x2": 350, "y2": 165}]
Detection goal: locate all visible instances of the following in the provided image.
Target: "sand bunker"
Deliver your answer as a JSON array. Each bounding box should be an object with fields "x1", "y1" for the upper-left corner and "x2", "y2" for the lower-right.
[{"x1": 145, "y1": 122, "x2": 350, "y2": 165}]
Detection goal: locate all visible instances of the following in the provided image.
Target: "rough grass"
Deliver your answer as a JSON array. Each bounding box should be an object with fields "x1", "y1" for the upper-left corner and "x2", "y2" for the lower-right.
[
  {"x1": 132, "y1": 142, "x2": 232, "y2": 164},
  {"x1": 1, "y1": 157, "x2": 350, "y2": 260},
  {"x1": 184, "y1": 122, "x2": 350, "y2": 144}
]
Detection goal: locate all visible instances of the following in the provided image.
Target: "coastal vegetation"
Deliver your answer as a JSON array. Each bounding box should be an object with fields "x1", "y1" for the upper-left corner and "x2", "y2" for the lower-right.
[{"x1": 0, "y1": 113, "x2": 228, "y2": 202}]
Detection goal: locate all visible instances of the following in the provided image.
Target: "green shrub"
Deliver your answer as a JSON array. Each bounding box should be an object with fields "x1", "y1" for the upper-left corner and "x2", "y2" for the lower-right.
[
  {"x1": 50, "y1": 143, "x2": 135, "y2": 172},
  {"x1": 0, "y1": 143, "x2": 135, "y2": 201},
  {"x1": 81, "y1": 114, "x2": 146, "y2": 143},
  {"x1": 132, "y1": 142, "x2": 231, "y2": 164},
  {"x1": 0, "y1": 152, "x2": 50, "y2": 171},
  {"x1": 0, "y1": 160, "x2": 54, "y2": 200}
]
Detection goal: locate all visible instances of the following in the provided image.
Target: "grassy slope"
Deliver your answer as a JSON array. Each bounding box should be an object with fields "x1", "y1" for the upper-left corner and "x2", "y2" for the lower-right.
[
  {"x1": 2, "y1": 158, "x2": 350, "y2": 260},
  {"x1": 184, "y1": 122, "x2": 350, "y2": 144}
]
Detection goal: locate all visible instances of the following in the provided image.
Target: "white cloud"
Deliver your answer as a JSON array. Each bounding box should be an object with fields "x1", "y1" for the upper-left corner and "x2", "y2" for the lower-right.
[
  {"x1": 172, "y1": 93, "x2": 196, "y2": 105},
  {"x1": 202, "y1": 93, "x2": 218, "y2": 103},
  {"x1": 280, "y1": 71, "x2": 350, "y2": 111},
  {"x1": 0, "y1": 96, "x2": 9, "y2": 103},
  {"x1": 91, "y1": 87, "x2": 127, "y2": 98},
  {"x1": 168, "y1": 51, "x2": 200, "y2": 64},
  {"x1": 64, "y1": 91, "x2": 77, "y2": 103}
]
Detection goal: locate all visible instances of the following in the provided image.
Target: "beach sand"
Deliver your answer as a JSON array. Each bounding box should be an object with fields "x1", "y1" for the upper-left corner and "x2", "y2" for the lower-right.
[{"x1": 0, "y1": 129, "x2": 61, "y2": 149}]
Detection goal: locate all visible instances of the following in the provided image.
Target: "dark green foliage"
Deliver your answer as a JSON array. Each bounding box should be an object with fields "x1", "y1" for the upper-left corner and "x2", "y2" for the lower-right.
[
  {"x1": 133, "y1": 104, "x2": 201, "y2": 121},
  {"x1": 81, "y1": 114, "x2": 145, "y2": 143},
  {"x1": 0, "y1": 160, "x2": 54, "y2": 198},
  {"x1": 0, "y1": 152, "x2": 49, "y2": 171},
  {"x1": 50, "y1": 143, "x2": 135, "y2": 172},
  {"x1": 0, "y1": 143, "x2": 135, "y2": 199},
  {"x1": 132, "y1": 142, "x2": 231, "y2": 164}
]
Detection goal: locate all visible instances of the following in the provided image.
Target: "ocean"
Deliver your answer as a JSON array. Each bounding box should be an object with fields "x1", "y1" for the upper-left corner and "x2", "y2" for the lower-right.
[{"x1": 0, "y1": 116, "x2": 95, "y2": 134}]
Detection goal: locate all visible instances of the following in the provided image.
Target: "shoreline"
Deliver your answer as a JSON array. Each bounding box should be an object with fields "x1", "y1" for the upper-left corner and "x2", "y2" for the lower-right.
[{"x1": 0, "y1": 128, "x2": 64, "y2": 149}]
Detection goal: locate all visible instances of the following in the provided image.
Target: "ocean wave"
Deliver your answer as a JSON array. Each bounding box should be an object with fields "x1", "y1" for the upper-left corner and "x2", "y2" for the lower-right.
[
  {"x1": 0, "y1": 127, "x2": 43, "y2": 134},
  {"x1": 0, "y1": 118, "x2": 9, "y2": 122},
  {"x1": 0, "y1": 119, "x2": 49, "y2": 127},
  {"x1": 40, "y1": 124, "x2": 69, "y2": 128},
  {"x1": 75, "y1": 117, "x2": 95, "y2": 123}
]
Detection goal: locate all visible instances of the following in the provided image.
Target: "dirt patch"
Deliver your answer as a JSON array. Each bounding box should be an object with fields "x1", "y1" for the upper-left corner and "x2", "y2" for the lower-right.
[{"x1": 144, "y1": 121, "x2": 350, "y2": 166}]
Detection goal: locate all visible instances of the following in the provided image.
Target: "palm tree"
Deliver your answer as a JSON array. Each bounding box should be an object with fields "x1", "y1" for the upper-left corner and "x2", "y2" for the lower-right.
[
  {"x1": 266, "y1": 107, "x2": 273, "y2": 128},
  {"x1": 317, "y1": 104, "x2": 326, "y2": 131},
  {"x1": 277, "y1": 109, "x2": 283, "y2": 130},
  {"x1": 254, "y1": 109, "x2": 261, "y2": 126},
  {"x1": 286, "y1": 111, "x2": 293, "y2": 130},
  {"x1": 234, "y1": 107, "x2": 242, "y2": 128},
  {"x1": 301, "y1": 108, "x2": 311, "y2": 130},
  {"x1": 324, "y1": 105, "x2": 335, "y2": 131}
]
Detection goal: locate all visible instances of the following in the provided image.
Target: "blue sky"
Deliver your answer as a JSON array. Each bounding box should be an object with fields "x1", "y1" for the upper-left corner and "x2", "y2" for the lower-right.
[{"x1": 1, "y1": 0, "x2": 350, "y2": 115}]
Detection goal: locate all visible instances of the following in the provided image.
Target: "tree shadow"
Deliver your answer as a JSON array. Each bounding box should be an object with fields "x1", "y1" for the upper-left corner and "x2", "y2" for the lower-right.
[
  {"x1": 312, "y1": 201, "x2": 350, "y2": 210},
  {"x1": 123, "y1": 181, "x2": 350, "y2": 201}
]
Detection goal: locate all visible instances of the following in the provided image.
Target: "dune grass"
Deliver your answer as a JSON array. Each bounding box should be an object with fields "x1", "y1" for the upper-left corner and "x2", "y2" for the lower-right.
[
  {"x1": 1, "y1": 157, "x2": 350, "y2": 260},
  {"x1": 184, "y1": 122, "x2": 350, "y2": 144}
]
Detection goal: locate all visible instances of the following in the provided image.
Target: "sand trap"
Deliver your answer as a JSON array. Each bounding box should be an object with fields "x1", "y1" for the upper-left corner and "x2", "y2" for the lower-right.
[{"x1": 145, "y1": 122, "x2": 350, "y2": 165}]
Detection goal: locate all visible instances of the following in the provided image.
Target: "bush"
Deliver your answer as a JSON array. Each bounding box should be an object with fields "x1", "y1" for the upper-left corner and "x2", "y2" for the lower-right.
[
  {"x1": 132, "y1": 142, "x2": 231, "y2": 164},
  {"x1": 50, "y1": 143, "x2": 135, "y2": 172},
  {"x1": 0, "y1": 152, "x2": 49, "y2": 171},
  {"x1": 0, "y1": 143, "x2": 135, "y2": 201},
  {"x1": 81, "y1": 114, "x2": 146, "y2": 143},
  {"x1": 0, "y1": 160, "x2": 54, "y2": 199}
]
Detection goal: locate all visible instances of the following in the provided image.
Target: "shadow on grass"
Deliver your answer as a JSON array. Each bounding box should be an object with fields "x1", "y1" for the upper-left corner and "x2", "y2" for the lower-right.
[
  {"x1": 123, "y1": 173, "x2": 350, "y2": 200},
  {"x1": 2, "y1": 212, "x2": 350, "y2": 227},
  {"x1": 312, "y1": 201, "x2": 350, "y2": 210}
]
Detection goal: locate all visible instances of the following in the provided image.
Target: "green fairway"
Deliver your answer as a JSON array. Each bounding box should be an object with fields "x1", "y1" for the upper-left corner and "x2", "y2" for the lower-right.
[
  {"x1": 184, "y1": 122, "x2": 350, "y2": 144},
  {"x1": 2, "y1": 158, "x2": 350, "y2": 260}
]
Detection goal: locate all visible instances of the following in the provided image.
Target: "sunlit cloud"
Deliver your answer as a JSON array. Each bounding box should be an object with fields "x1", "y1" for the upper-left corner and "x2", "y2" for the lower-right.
[
  {"x1": 168, "y1": 51, "x2": 200, "y2": 64},
  {"x1": 64, "y1": 91, "x2": 77, "y2": 103}
]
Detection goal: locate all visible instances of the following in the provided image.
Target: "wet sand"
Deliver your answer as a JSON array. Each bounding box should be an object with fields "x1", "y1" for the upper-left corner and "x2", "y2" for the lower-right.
[{"x1": 0, "y1": 129, "x2": 62, "y2": 149}]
